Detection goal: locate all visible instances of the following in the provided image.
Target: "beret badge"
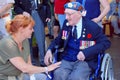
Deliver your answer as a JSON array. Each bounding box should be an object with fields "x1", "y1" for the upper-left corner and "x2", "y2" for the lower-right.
[{"x1": 68, "y1": 3, "x2": 73, "y2": 8}]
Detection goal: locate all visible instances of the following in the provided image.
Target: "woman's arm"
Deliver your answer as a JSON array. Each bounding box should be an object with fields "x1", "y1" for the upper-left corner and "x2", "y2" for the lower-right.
[
  {"x1": 27, "y1": 55, "x2": 32, "y2": 65},
  {"x1": 92, "y1": 0, "x2": 110, "y2": 22},
  {"x1": 9, "y1": 56, "x2": 61, "y2": 74}
]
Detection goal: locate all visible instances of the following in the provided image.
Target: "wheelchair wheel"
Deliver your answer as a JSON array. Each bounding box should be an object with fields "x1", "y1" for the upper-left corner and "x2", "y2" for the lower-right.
[{"x1": 100, "y1": 53, "x2": 114, "y2": 80}]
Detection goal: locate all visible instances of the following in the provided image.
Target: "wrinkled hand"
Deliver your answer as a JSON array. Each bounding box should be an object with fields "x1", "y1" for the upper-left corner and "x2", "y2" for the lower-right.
[
  {"x1": 44, "y1": 50, "x2": 53, "y2": 65},
  {"x1": 77, "y1": 51, "x2": 85, "y2": 61},
  {"x1": 47, "y1": 62, "x2": 61, "y2": 71}
]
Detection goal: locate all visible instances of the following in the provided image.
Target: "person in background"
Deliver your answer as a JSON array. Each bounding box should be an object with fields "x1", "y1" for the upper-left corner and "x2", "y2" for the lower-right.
[
  {"x1": 106, "y1": 0, "x2": 120, "y2": 37},
  {"x1": 46, "y1": 0, "x2": 54, "y2": 39},
  {"x1": 50, "y1": 0, "x2": 74, "y2": 39},
  {"x1": 54, "y1": 0, "x2": 75, "y2": 29},
  {"x1": 0, "y1": 0, "x2": 14, "y2": 38},
  {"x1": 0, "y1": 14, "x2": 61, "y2": 80},
  {"x1": 53, "y1": 18, "x2": 60, "y2": 39},
  {"x1": 76, "y1": 0, "x2": 110, "y2": 28},
  {"x1": 44, "y1": 2, "x2": 111, "y2": 80},
  {"x1": 47, "y1": 0, "x2": 60, "y2": 39},
  {"x1": 38, "y1": 0, "x2": 51, "y2": 27},
  {"x1": 14, "y1": 0, "x2": 50, "y2": 66}
]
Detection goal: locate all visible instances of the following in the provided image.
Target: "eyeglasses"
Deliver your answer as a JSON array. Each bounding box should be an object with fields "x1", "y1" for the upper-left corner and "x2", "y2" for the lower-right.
[{"x1": 65, "y1": 12, "x2": 76, "y2": 17}]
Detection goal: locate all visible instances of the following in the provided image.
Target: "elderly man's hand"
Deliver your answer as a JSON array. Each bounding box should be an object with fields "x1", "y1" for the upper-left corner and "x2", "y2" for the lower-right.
[
  {"x1": 77, "y1": 51, "x2": 85, "y2": 61},
  {"x1": 44, "y1": 50, "x2": 53, "y2": 65}
]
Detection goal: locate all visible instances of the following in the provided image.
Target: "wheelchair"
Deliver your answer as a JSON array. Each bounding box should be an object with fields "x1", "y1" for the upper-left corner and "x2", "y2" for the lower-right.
[
  {"x1": 46, "y1": 46, "x2": 114, "y2": 80},
  {"x1": 89, "y1": 53, "x2": 114, "y2": 80}
]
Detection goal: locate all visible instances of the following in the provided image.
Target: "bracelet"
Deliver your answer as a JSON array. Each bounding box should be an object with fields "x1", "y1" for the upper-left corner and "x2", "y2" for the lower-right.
[
  {"x1": 44, "y1": 67, "x2": 52, "y2": 79},
  {"x1": 45, "y1": 67, "x2": 48, "y2": 74}
]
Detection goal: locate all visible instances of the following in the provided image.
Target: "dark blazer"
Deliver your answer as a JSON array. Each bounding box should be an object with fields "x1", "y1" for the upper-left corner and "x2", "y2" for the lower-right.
[
  {"x1": 14, "y1": 0, "x2": 51, "y2": 26},
  {"x1": 48, "y1": 17, "x2": 111, "y2": 70}
]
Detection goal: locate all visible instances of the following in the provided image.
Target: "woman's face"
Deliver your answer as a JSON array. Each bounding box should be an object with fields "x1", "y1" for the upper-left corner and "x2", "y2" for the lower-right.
[{"x1": 22, "y1": 24, "x2": 34, "y2": 39}]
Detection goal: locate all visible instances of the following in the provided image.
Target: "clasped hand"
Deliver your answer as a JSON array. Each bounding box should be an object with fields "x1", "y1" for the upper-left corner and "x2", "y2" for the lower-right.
[{"x1": 77, "y1": 51, "x2": 85, "y2": 61}]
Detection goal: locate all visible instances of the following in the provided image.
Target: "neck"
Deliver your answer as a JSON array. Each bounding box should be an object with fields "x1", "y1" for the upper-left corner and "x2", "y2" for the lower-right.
[{"x1": 12, "y1": 34, "x2": 24, "y2": 51}]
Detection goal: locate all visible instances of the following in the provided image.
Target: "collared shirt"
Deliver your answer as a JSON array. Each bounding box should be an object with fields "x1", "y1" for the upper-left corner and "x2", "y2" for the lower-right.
[{"x1": 72, "y1": 18, "x2": 82, "y2": 39}]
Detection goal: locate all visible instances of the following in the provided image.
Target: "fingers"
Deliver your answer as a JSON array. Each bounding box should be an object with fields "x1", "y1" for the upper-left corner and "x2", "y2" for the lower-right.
[
  {"x1": 47, "y1": 61, "x2": 61, "y2": 72},
  {"x1": 44, "y1": 54, "x2": 49, "y2": 65},
  {"x1": 54, "y1": 62, "x2": 61, "y2": 67},
  {"x1": 44, "y1": 56, "x2": 50, "y2": 65},
  {"x1": 49, "y1": 57, "x2": 53, "y2": 64},
  {"x1": 44, "y1": 50, "x2": 53, "y2": 65},
  {"x1": 77, "y1": 51, "x2": 85, "y2": 61}
]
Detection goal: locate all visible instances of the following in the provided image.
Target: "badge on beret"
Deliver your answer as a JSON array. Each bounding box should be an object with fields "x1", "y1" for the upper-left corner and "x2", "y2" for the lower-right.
[
  {"x1": 64, "y1": 2, "x2": 84, "y2": 11},
  {"x1": 73, "y1": 3, "x2": 77, "y2": 9},
  {"x1": 68, "y1": 3, "x2": 73, "y2": 8}
]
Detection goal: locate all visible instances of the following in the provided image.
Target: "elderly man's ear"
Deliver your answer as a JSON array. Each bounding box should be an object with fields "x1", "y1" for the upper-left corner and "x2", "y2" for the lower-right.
[{"x1": 81, "y1": 10, "x2": 87, "y2": 16}]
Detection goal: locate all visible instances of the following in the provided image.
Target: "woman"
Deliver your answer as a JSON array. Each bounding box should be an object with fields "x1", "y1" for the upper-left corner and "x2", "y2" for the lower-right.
[
  {"x1": 76, "y1": 0, "x2": 110, "y2": 27},
  {"x1": 0, "y1": 14, "x2": 61, "y2": 80}
]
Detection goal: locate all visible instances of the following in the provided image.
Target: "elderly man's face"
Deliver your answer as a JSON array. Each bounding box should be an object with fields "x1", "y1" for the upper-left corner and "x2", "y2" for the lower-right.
[{"x1": 64, "y1": 9, "x2": 82, "y2": 26}]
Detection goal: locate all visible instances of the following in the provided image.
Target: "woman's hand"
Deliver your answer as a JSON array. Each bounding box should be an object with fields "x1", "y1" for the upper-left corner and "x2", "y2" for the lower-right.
[
  {"x1": 92, "y1": 17, "x2": 100, "y2": 23},
  {"x1": 47, "y1": 62, "x2": 61, "y2": 71}
]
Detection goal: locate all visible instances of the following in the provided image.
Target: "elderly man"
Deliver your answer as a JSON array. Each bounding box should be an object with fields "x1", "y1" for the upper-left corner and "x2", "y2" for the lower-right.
[{"x1": 44, "y1": 2, "x2": 111, "y2": 80}]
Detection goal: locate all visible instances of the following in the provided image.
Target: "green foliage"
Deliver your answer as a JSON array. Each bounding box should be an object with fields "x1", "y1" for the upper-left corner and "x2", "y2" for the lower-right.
[{"x1": 32, "y1": 36, "x2": 38, "y2": 47}]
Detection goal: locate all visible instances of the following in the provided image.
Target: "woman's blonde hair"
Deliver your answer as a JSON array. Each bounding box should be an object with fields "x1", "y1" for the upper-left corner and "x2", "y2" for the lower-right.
[{"x1": 6, "y1": 14, "x2": 35, "y2": 34}]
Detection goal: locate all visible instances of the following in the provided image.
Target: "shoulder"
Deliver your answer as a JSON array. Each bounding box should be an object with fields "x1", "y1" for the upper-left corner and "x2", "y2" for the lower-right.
[
  {"x1": 82, "y1": 17, "x2": 102, "y2": 32},
  {"x1": 0, "y1": 36, "x2": 17, "y2": 50}
]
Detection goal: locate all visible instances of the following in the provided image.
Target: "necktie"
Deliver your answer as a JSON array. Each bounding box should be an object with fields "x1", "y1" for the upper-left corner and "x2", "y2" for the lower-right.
[{"x1": 73, "y1": 26, "x2": 77, "y2": 39}]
